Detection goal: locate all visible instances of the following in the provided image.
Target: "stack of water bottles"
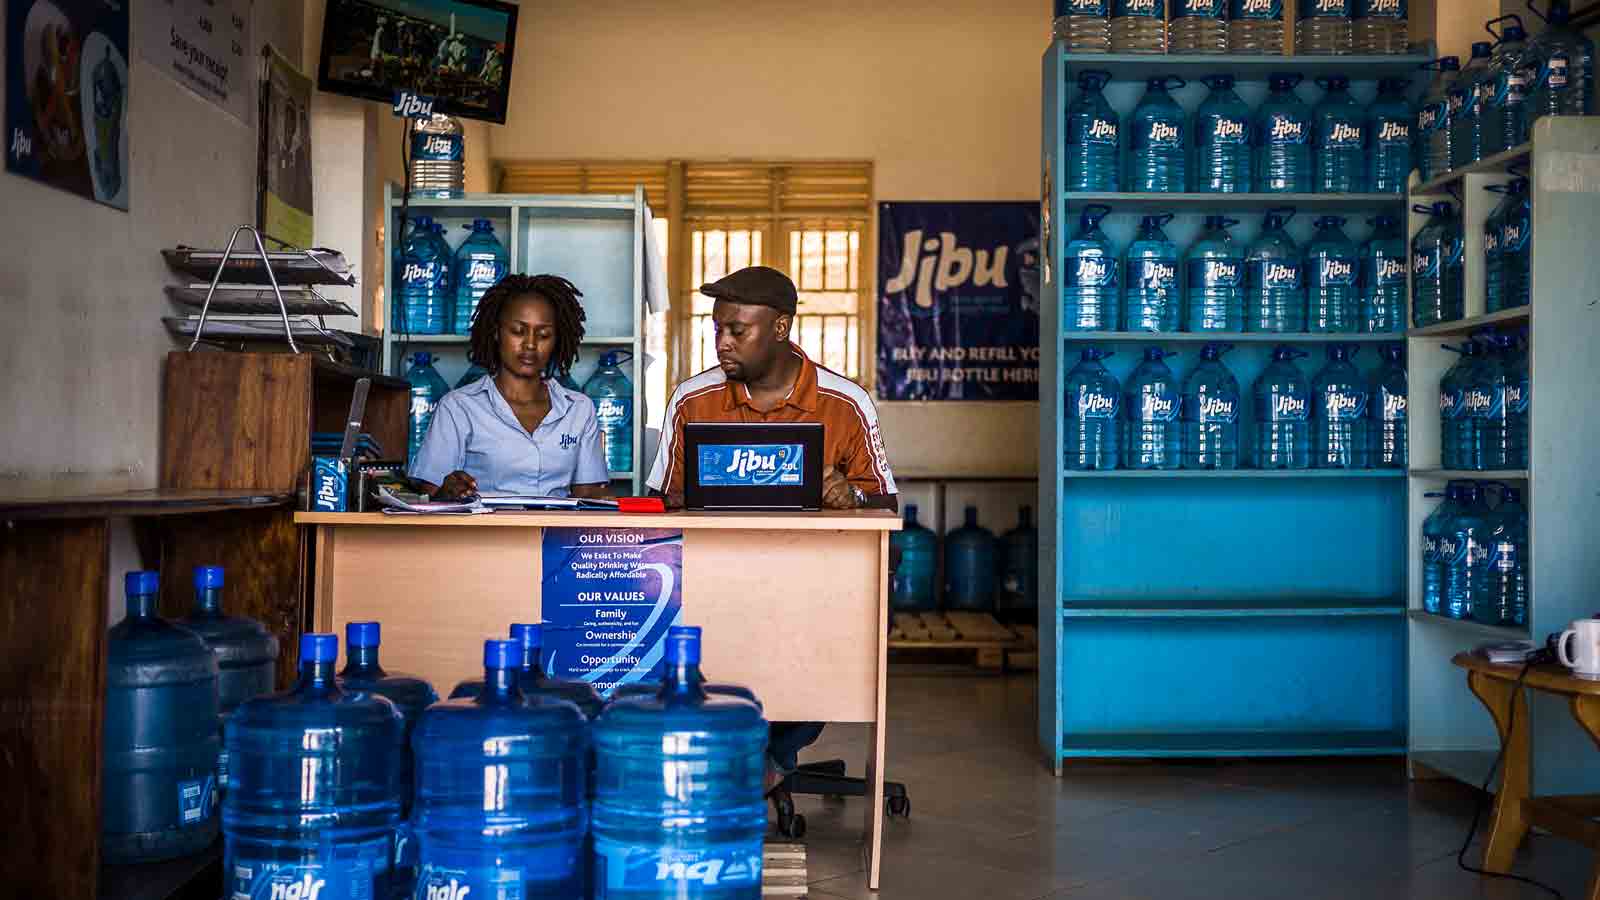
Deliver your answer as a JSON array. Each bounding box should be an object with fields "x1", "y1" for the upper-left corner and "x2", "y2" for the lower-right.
[
  {"x1": 1420, "y1": 479, "x2": 1529, "y2": 627},
  {"x1": 1483, "y1": 176, "x2": 1532, "y2": 313},
  {"x1": 1065, "y1": 340, "x2": 1406, "y2": 470},
  {"x1": 1437, "y1": 328, "x2": 1529, "y2": 472},
  {"x1": 394, "y1": 213, "x2": 512, "y2": 337},
  {"x1": 1066, "y1": 69, "x2": 1416, "y2": 195},
  {"x1": 1062, "y1": 206, "x2": 1407, "y2": 334},
  {"x1": 1052, "y1": 0, "x2": 1412, "y2": 54}
]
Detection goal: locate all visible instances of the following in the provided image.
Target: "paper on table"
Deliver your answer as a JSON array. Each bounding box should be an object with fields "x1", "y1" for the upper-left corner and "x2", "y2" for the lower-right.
[
  {"x1": 480, "y1": 493, "x2": 620, "y2": 510},
  {"x1": 376, "y1": 484, "x2": 489, "y2": 514}
]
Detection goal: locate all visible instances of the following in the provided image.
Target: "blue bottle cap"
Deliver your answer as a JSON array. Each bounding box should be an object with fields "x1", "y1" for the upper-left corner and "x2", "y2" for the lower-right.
[
  {"x1": 1202, "y1": 215, "x2": 1238, "y2": 230},
  {"x1": 1203, "y1": 73, "x2": 1235, "y2": 90},
  {"x1": 124, "y1": 570, "x2": 159, "y2": 596},
  {"x1": 484, "y1": 638, "x2": 520, "y2": 670},
  {"x1": 193, "y1": 565, "x2": 224, "y2": 590},
  {"x1": 1369, "y1": 213, "x2": 1399, "y2": 229},
  {"x1": 346, "y1": 621, "x2": 381, "y2": 648},
  {"x1": 1080, "y1": 346, "x2": 1113, "y2": 361},
  {"x1": 1382, "y1": 343, "x2": 1405, "y2": 362},
  {"x1": 1271, "y1": 345, "x2": 1307, "y2": 361},
  {"x1": 1078, "y1": 70, "x2": 1112, "y2": 89},
  {"x1": 1269, "y1": 72, "x2": 1303, "y2": 90},
  {"x1": 1502, "y1": 486, "x2": 1521, "y2": 504},
  {"x1": 1378, "y1": 77, "x2": 1409, "y2": 94},
  {"x1": 666, "y1": 626, "x2": 702, "y2": 665},
  {"x1": 904, "y1": 503, "x2": 919, "y2": 521},
  {"x1": 301, "y1": 633, "x2": 338, "y2": 663},
  {"x1": 1199, "y1": 342, "x2": 1232, "y2": 360},
  {"x1": 413, "y1": 351, "x2": 434, "y2": 366},
  {"x1": 411, "y1": 214, "x2": 435, "y2": 228},
  {"x1": 1318, "y1": 75, "x2": 1350, "y2": 91},
  {"x1": 1471, "y1": 41, "x2": 1493, "y2": 59},
  {"x1": 1264, "y1": 207, "x2": 1297, "y2": 230},
  {"x1": 1314, "y1": 215, "x2": 1347, "y2": 230},
  {"x1": 472, "y1": 218, "x2": 494, "y2": 230},
  {"x1": 510, "y1": 622, "x2": 543, "y2": 649},
  {"x1": 1503, "y1": 25, "x2": 1527, "y2": 41},
  {"x1": 1327, "y1": 343, "x2": 1357, "y2": 360}
]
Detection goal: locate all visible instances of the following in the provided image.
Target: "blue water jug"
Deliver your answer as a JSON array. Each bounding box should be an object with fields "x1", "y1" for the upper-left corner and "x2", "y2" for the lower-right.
[
  {"x1": 1254, "y1": 73, "x2": 1313, "y2": 193},
  {"x1": 1483, "y1": 17, "x2": 1535, "y2": 156},
  {"x1": 224, "y1": 633, "x2": 403, "y2": 900},
  {"x1": 338, "y1": 621, "x2": 438, "y2": 817},
  {"x1": 1129, "y1": 76, "x2": 1187, "y2": 193},
  {"x1": 450, "y1": 623, "x2": 605, "y2": 716},
  {"x1": 1437, "y1": 342, "x2": 1475, "y2": 470},
  {"x1": 1505, "y1": 329, "x2": 1530, "y2": 469},
  {"x1": 1062, "y1": 204, "x2": 1119, "y2": 332},
  {"x1": 1306, "y1": 215, "x2": 1360, "y2": 333},
  {"x1": 584, "y1": 351, "x2": 635, "y2": 476},
  {"x1": 181, "y1": 565, "x2": 278, "y2": 793},
  {"x1": 1122, "y1": 213, "x2": 1180, "y2": 332},
  {"x1": 606, "y1": 625, "x2": 761, "y2": 706},
  {"x1": 1367, "y1": 77, "x2": 1415, "y2": 193},
  {"x1": 1250, "y1": 345, "x2": 1311, "y2": 470},
  {"x1": 944, "y1": 506, "x2": 998, "y2": 612},
  {"x1": 591, "y1": 627, "x2": 766, "y2": 899},
  {"x1": 1421, "y1": 483, "x2": 1463, "y2": 614},
  {"x1": 890, "y1": 504, "x2": 939, "y2": 612},
  {"x1": 1491, "y1": 178, "x2": 1531, "y2": 312},
  {"x1": 1123, "y1": 346, "x2": 1182, "y2": 470},
  {"x1": 1067, "y1": 70, "x2": 1120, "y2": 192},
  {"x1": 1182, "y1": 342, "x2": 1240, "y2": 469},
  {"x1": 998, "y1": 506, "x2": 1039, "y2": 626},
  {"x1": 395, "y1": 215, "x2": 450, "y2": 335},
  {"x1": 413, "y1": 639, "x2": 588, "y2": 900},
  {"x1": 452, "y1": 218, "x2": 509, "y2": 335},
  {"x1": 1486, "y1": 484, "x2": 1529, "y2": 627},
  {"x1": 1443, "y1": 481, "x2": 1491, "y2": 619},
  {"x1": 103, "y1": 571, "x2": 221, "y2": 864},
  {"x1": 1483, "y1": 186, "x2": 1509, "y2": 315},
  {"x1": 405, "y1": 352, "x2": 450, "y2": 461},
  {"x1": 1065, "y1": 346, "x2": 1121, "y2": 470},
  {"x1": 1528, "y1": 0, "x2": 1596, "y2": 125},
  {"x1": 1370, "y1": 344, "x2": 1408, "y2": 468},
  {"x1": 1468, "y1": 332, "x2": 1515, "y2": 470},
  {"x1": 1185, "y1": 215, "x2": 1244, "y2": 332},
  {"x1": 1450, "y1": 41, "x2": 1496, "y2": 169},
  {"x1": 1194, "y1": 74, "x2": 1253, "y2": 193},
  {"x1": 1312, "y1": 344, "x2": 1370, "y2": 468},
  {"x1": 1245, "y1": 207, "x2": 1306, "y2": 333},
  {"x1": 1314, "y1": 75, "x2": 1367, "y2": 193},
  {"x1": 1418, "y1": 57, "x2": 1461, "y2": 182},
  {"x1": 1410, "y1": 202, "x2": 1464, "y2": 327},
  {"x1": 1360, "y1": 214, "x2": 1407, "y2": 333}
]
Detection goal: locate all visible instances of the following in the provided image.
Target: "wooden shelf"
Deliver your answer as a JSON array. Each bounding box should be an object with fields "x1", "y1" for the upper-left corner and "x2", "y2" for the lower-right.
[
  {"x1": 1063, "y1": 191, "x2": 1405, "y2": 212},
  {"x1": 1411, "y1": 143, "x2": 1532, "y2": 197},
  {"x1": 1407, "y1": 307, "x2": 1530, "y2": 337},
  {"x1": 1062, "y1": 330, "x2": 1404, "y2": 344},
  {"x1": 1055, "y1": 50, "x2": 1433, "y2": 82},
  {"x1": 1063, "y1": 597, "x2": 1405, "y2": 618},
  {"x1": 1064, "y1": 468, "x2": 1405, "y2": 479},
  {"x1": 1407, "y1": 609, "x2": 1530, "y2": 641},
  {"x1": 1061, "y1": 729, "x2": 1408, "y2": 759},
  {"x1": 0, "y1": 490, "x2": 290, "y2": 521}
]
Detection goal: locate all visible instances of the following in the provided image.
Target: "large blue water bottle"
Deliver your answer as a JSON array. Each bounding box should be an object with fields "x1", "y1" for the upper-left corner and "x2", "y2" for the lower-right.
[
  {"x1": 1254, "y1": 73, "x2": 1313, "y2": 193},
  {"x1": 1418, "y1": 57, "x2": 1461, "y2": 182},
  {"x1": 1182, "y1": 342, "x2": 1240, "y2": 469},
  {"x1": 405, "y1": 352, "x2": 450, "y2": 462},
  {"x1": 103, "y1": 571, "x2": 221, "y2": 864},
  {"x1": 224, "y1": 633, "x2": 403, "y2": 899},
  {"x1": 1367, "y1": 77, "x2": 1415, "y2": 193},
  {"x1": 591, "y1": 627, "x2": 766, "y2": 899},
  {"x1": 413, "y1": 639, "x2": 588, "y2": 900},
  {"x1": 1185, "y1": 215, "x2": 1244, "y2": 332},
  {"x1": 1312, "y1": 344, "x2": 1370, "y2": 468},
  {"x1": 1062, "y1": 204, "x2": 1119, "y2": 331},
  {"x1": 944, "y1": 506, "x2": 998, "y2": 612},
  {"x1": 1123, "y1": 347, "x2": 1182, "y2": 470},
  {"x1": 1469, "y1": 332, "x2": 1514, "y2": 470},
  {"x1": 1122, "y1": 213, "x2": 1180, "y2": 332},
  {"x1": 1410, "y1": 201, "x2": 1464, "y2": 327},
  {"x1": 1361, "y1": 214, "x2": 1407, "y2": 333},
  {"x1": 452, "y1": 219, "x2": 509, "y2": 335},
  {"x1": 1486, "y1": 484, "x2": 1529, "y2": 627},
  {"x1": 1245, "y1": 207, "x2": 1306, "y2": 333},
  {"x1": 1437, "y1": 342, "x2": 1473, "y2": 470},
  {"x1": 338, "y1": 621, "x2": 438, "y2": 816},
  {"x1": 1483, "y1": 17, "x2": 1535, "y2": 156},
  {"x1": 1450, "y1": 41, "x2": 1496, "y2": 169},
  {"x1": 1314, "y1": 75, "x2": 1367, "y2": 193},
  {"x1": 1506, "y1": 329, "x2": 1530, "y2": 469},
  {"x1": 1129, "y1": 76, "x2": 1188, "y2": 193},
  {"x1": 1067, "y1": 70, "x2": 1120, "y2": 192},
  {"x1": 1421, "y1": 484, "x2": 1462, "y2": 615},
  {"x1": 1442, "y1": 481, "x2": 1490, "y2": 619},
  {"x1": 450, "y1": 623, "x2": 604, "y2": 717},
  {"x1": 395, "y1": 214, "x2": 450, "y2": 335},
  {"x1": 1194, "y1": 74, "x2": 1253, "y2": 193},
  {"x1": 1370, "y1": 344, "x2": 1408, "y2": 468},
  {"x1": 585, "y1": 351, "x2": 635, "y2": 476},
  {"x1": 890, "y1": 504, "x2": 938, "y2": 612},
  {"x1": 607, "y1": 626, "x2": 760, "y2": 706},
  {"x1": 1493, "y1": 178, "x2": 1531, "y2": 312},
  {"x1": 1305, "y1": 215, "x2": 1360, "y2": 333},
  {"x1": 1528, "y1": 0, "x2": 1596, "y2": 126},
  {"x1": 1065, "y1": 346, "x2": 1121, "y2": 470},
  {"x1": 998, "y1": 507, "x2": 1040, "y2": 626},
  {"x1": 181, "y1": 565, "x2": 278, "y2": 793},
  {"x1": 1250, "y1": 345, "x2": 1311, "y2": 470}
]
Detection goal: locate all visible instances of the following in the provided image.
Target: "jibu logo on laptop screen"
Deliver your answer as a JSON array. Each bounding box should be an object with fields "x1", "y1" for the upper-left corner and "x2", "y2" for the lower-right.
[{"x1": 697, "y1": 444, "x2": 805, "y2": 487}]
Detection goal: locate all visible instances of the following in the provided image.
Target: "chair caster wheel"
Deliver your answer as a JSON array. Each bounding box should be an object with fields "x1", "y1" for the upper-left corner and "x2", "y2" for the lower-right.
[
  {"x1": 888, "y1": 795, "x2": 910, "y2": 818},
  {"x1": 781, "y1": 812, "x2": 807, "y2": 839}
]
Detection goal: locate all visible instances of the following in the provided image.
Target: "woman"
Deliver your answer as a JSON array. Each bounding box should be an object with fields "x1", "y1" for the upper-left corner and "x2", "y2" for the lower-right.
[{"x1": 410, "y1": 274, "x2": 610, "y2": 500}]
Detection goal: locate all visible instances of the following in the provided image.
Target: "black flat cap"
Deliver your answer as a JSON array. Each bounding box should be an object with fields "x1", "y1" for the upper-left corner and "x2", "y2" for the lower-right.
[{"x1": 700, "y1": 265, "x2": 798, "y2": 315}]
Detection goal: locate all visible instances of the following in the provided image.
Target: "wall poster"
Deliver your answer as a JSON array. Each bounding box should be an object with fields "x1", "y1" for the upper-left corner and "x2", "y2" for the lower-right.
[
  {"x1": 258, "y1": 45, "x2": 314, "y2": 250},
  {"x1": 136, "y1": 0, "x2": 254, "y2": 124}
]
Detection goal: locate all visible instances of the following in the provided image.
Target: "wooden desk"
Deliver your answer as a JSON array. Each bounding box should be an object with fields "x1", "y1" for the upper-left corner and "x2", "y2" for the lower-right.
[
  {"x1": 296, "y1": 508, "x2": 900, "y2": 889},
  {"x1": 1454, "y1": 652, "x2": 1600, "y2": 899}
]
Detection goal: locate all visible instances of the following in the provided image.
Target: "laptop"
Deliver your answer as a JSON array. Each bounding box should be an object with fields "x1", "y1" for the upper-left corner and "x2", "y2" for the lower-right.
[{"x1": 683, "y1": 422, "x2": 825, "y2": 511}]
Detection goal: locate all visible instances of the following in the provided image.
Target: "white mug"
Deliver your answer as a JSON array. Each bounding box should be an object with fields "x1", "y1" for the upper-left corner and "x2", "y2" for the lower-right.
[{"x1": 1558, "y1": 619, "x2": 1600, "y2": 680}]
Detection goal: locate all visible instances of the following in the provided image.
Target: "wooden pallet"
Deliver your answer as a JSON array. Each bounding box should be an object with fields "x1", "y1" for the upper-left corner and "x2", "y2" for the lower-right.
[
  {"x1": 762, "y1": 842, "x2": 808, "y2": 897},
  {"x1": 888, "y1": 612, "x2": 1035, "y2": 670}
]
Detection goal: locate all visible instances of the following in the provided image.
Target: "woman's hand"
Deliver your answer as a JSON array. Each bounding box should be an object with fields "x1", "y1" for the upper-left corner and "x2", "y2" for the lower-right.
[{"x1": 435, "y1": 470, "x2": 478, "y2": 500}]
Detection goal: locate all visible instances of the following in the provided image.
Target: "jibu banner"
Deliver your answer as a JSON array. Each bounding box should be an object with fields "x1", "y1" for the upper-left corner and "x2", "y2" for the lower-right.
[{"x1": 877, "y1": 201, "x2": 1041, "y2": 401}]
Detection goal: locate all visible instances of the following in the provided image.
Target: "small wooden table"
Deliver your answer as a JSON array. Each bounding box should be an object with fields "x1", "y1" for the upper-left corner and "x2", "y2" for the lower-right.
[{"x1": 1454, "y1": 652, "x2": 1600, "y2": 899}]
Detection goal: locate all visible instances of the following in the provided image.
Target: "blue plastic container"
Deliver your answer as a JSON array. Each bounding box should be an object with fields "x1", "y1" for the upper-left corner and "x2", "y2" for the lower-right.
[
  {"x1": 338, "y1": 621, "x2": 438, "y2": 816},
  {"x1": 1528, "y1": 0, "x2": 1596, "y2": 125},
  {"x1": 1129, "y1": 76, "x2": 1188, "y2": 192},
  {"x1": 1250, "y1": 345, "x2": 1311, "y2": 470},
  {"x1": 944, "y1": 506, "x2": 998, "y2": 613},
  {"x1": 1483, "y1": 18, "x2": 1534, "y2": 157},
  {"x1": 1065, "y1": 346, "x2": 1121, "y2": 470},
  {"x1": 1468, "y1": 332, "x2": 1514, "y2": 470},
  {"x1": 413, "y1": 639, "x2": 588, "y2": 900},
  {"x1": 1305, "y1": 215, "x2": 1360, "y2": 333},
  {"x1": 584, "y1": 351, "x2": 635, "y2": 476},
  {"x1": 224, "y1": 633, "x2": 403, "y2": 899},
  {"x1": 1184, "y1": 215, "x2": 1245, "y2": 332},
  {"x1": 1492, "y1": 178, "x2": 1531, "y2": 312},
  {"x1": 1486, "y1": 484, "x2": 1529, "y2": 627},
  {"x1": 394, "y1": 215, "x2": 450, "y2": 335},
  {"x1": 1370, "y1": 344, "x2": 1408, "y2": 469},
  {"x1": 1437, "y1": 341, "x2": 1476, "y2": 471},
  {"x1": 1244, "y1": 207, "x2": 1305, "y2": 333},
  {"x1": 1450, "y1": 41, "x2": 1495, "y2": 170},
  {"x1": 405, "y1": 352, "x2": 450, "y2": 462},
  {"x1": 607, "y1": 625, "x2": 761, "y2": 706},
  {"x1": 998, "y1": 507, "x2": 1039, "y2": 626},
  {"x1": 1193, "y1": 74, "x2": 1253, "y2": 193},
  {"x1": 890, "y1": 504, "x2": 939, "y2": 613},
  {"x1": 1311, "y1": 344, "x2": 1371, "y2": 468},
  {"x1": 1360, "y1": 214, "x2": 1407, "y2": 333},
  {"x1": 451, "y1": 623, "x2": 605, "y2": 718},
  {"x1": 1421, "y1": 483, "x2": 1462, "y2": 615},
  {"x1": 591, "y1": 628, "x2": 767, "y2": 899},
  {"x1": 1418, "y1": 57, "x2": 1461, "y2": 182},
  {"x1": 1313, "y1": 75, "x2": 1367, "y2": 193},
  {"x1": 103, "y1": 571, "x2": 221, "y2": 864},
  {"x1": 451, "y1": 219, "x2": 509, "y2": 335},
  {"x1": 1367, "y1": 77, "x2": 1415, "y2": 194},
  {"x1": 181, "y1": 565, "x2": 278, "y2": 793},
  {"x1": 1410, "y1": 201, "x2": 1464, "y2": 327},
  {"x1": 1505, "y1": 330, "x2": 1530, "y2": 469},
  {"x1": 1182, "y1": 342, "x2": 1240, "y2": 469},
  {"x1": 1123, "y1": 346, "x2": 1182, "y2": 470},
  {"x1": 1066, "y1": 70, "x2": 1120, "y2": 192},
  {"x1": 1254, "y1": 73, "x2": 1313, "y2": 193},
  {"x1": 1443, "y1": 481, "x2": 1491, "y2": 619},
  {"x1": 1062, "y1": 205, "x2": 1119, "y2": 332},
  {"x1": 1122, "y1": 213, "x2": 1180, "y2": 332}
]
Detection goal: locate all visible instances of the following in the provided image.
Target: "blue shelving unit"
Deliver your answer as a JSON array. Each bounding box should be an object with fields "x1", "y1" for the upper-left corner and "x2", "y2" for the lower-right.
[{"x1": 1037, "y1": 45, "x2": 1432, "y2": 771}]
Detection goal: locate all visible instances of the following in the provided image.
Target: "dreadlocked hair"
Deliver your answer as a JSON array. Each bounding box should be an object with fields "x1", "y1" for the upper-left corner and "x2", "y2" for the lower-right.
[{"x1": 467, "y1": 273, "x2": 587, "y2": 380}]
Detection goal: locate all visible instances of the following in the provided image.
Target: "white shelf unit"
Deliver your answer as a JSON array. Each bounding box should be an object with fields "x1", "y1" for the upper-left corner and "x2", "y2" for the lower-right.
[
  {"x1": 1404, "y1": 117, "x2": 1600, "y2": 797},
  {"x1": 383, "y1": 186, "x2": 650, "y2": 494}
]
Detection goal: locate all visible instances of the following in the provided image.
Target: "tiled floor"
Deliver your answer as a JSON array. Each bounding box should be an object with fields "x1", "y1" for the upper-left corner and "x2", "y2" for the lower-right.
[{"x1": 785, "y1": 669, "x2": 1593, "y2": 899}]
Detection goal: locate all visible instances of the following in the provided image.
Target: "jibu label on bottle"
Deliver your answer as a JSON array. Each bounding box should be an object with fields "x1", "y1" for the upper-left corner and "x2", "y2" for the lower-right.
[
  {"x1": 1318, "y1": 255, "x2": 1358, "y2": 287},
  {"x1": 1232, "y1": 0, "x2": 1283, "y2": 20},
  {"x1": 1354, "y1": 0, "x2": 1405, "y2": 18},
  {"x1": 1299, "y1": 0, "x2": 1350, "y2": 17},
  {"x1": 412, "y1": 131, "x2": 464, "y2": 162},
  {"x1": 1058, "y1": 0, "x2": 1110, "y2": 14},
  {"x1": 1177, "y1": 0, "x2": 1224, "y2": 16},
  {"x1": 1323, "y1": 388, "x2": 1369, "y2": 420},
  {"x1": 1066, "y1": 255, "x2": 1117, "y2": 288},
  {"x1": 229, "y1": 836, "x2": 391, "y2": 900},
  {"x1": 1078, "y1": 389, "x2": 1120, "y2": 419},
  {"x1": 1189, "y1": 258, "x2": 1243, "y2": 290},
  {"x1": 1418, "y1": 102, "x2": 1447, "y2": 137},
  {"x1": 1197, "y1": 392, "x2": 1239, "y2": 423},
  {"x1": 1134, "y1": 259, "x2": 1179, "y2": 292},
  {"x1": 1375, "y1": 117, "x2": 1410, "y2": 148},
  {"x1": 1114, "y1": 0, "x2": 1164, "y2": 16},
  {"x1": 1256, "y1": 259, "x2": 1303, "y2": 290},
  {"x1": 595, "y1": 840, "x2": 763, "y2": 893},
  {"x1": 1439, "y1": 384, "x2": 1463, "y2": 419},
  {"x1": 1269, "y1": 392, "x2": 1309, "y2": 421},
  {"x1": 1379, "y1": 385, "x2": 1407, "y2": 421},
  {"x1": 1143, "y1": 119, "x2": 1182, "y2": 147},
  {"x1": 1502, "y1": 218, "x2": 1529, "y2": 252},
  {"x1": 1375, "y1": 255, "x2": 1406, "y2": 286},
  {"x1": 696, "y1": 444, "x2": 804, "y2": 486},
  {"x1": 1074, "y1": 116, "x2": 1119, "y2": 145},
  {"x1": 1266, "y1": 113, "x2": 1308, "y2": 146},
  {"x1": 1323, "y1": 118, "x2": 1364, "y2": 149},
  {"x1": 1413, "y1": 246, "x2": 1440, "y2": 280},
  {"x1": 1141, "y1": 393, "x2": 1181, "y2": 421}
]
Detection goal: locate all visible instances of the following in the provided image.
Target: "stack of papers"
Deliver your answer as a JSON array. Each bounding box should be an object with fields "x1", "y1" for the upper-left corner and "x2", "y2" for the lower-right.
[
  {"x1": 480, "y1": 493, "x2": 620, "y2": 511},
  {"x1": 376, "y1": 485, "x2": 490, "y2": 515},
  {"x1": 1477, "y1": 640, "x2": 1540, "y2": 664}
]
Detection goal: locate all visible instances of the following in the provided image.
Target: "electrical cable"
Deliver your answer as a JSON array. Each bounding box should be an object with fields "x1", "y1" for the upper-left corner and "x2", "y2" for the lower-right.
[{"x1": 395, "y1": 116, "x2": 417, "y2": 359}]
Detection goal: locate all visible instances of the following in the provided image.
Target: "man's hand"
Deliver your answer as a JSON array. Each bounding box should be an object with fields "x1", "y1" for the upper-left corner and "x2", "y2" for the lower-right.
[
  {"x1": 821, "y1": 465, "x2": 858, "y2": 509},
  {"x1": 435, "y1": 470, "x2": 478, "y2": 500}
]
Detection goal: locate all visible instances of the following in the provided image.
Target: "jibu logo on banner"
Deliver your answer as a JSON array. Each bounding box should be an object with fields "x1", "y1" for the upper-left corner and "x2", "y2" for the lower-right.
[{"x1": 696, "y1": 444, "x2": 804, "y2": 487}]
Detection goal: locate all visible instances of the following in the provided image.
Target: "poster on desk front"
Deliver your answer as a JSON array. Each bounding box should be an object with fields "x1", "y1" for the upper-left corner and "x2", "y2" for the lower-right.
[
  {"x1": 877, "y1": 201, "x2": 1041, "y2": 401},
  {"x1": 5, "y1": 0, "x2": 130, "y2": 209},
  {"x1": 541, "y1": 527, "x2": 683, "y2": 698}
]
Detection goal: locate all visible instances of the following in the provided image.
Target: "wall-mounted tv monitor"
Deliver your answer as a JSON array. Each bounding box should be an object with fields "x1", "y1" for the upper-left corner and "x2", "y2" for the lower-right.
[{"x1": 317, "y1": 0, "x2": 519, "y2": 124}]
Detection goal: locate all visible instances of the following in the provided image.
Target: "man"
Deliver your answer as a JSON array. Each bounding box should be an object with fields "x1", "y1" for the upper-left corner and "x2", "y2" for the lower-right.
[{"x1": 645, "y1": 265, "x2": 898, "y2": 791}]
